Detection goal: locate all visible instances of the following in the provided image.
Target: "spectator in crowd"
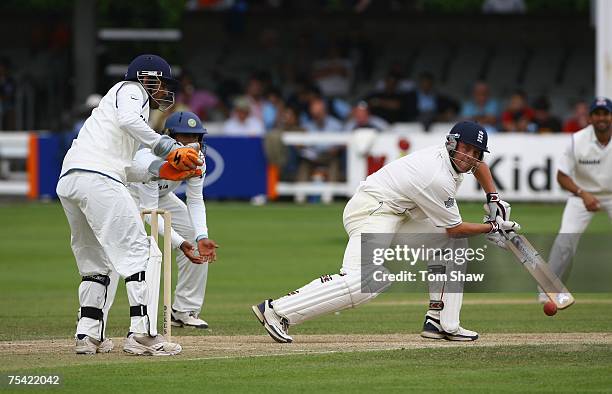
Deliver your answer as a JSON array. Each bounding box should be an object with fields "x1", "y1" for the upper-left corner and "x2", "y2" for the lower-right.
[
  {"x1": 264, "y1": 105, "x2": 304, "y2": 183},
  {"x1": 373, "y1": 63, "x2": 414, "y2": 93},
  {"x1": 529, "y1": 96, "x2": 562, "y2": 133},
  {"x1": 0, "y1": 57, "x2": 16, "y2": 130},
  {"x1": 223, "y1": 96, "x2": 265, "y2": 136},
  {"x1": 301, "y1": 97, "x2": 344, "y2": 132},
  {"x1": 297, "y1": 98, "x2": 344, "y2": 186},
  {"x1": 277, "y1": 105, "x2": 305, "y2": 132},
  {"x1": 175, "y1": 72, "x2": 220, "y2": 121},
  {"x1": 262, "y1": 87, "x2": 285, "y2": 131},
  {"x1": 460, "y1": 81, "x2": 500, "y2": 131},
  {"x1": 311, "y1": 43, "x2": 354, "y2": 98},
  {"x1": 245, "y1": 73, "x2": 267, "y2": 122},
  {"x1": 406, "y1": 72, "x2": 460, "y2": 128},
  {"x1": 286, "y1": 78, "x2": 319, "y2": 123},
  {"x1": 563, "y1": 100, "x2": 589, "y2": 133},
  {"x1": 344, "y1": 101, "x2": 389, "y2": 131},
  {"x1": 501, "y1": 90, "x2": 534, "y2": 132},
  {"x1": 365, "y1": 72, "x2": 411, "y2": 123}
]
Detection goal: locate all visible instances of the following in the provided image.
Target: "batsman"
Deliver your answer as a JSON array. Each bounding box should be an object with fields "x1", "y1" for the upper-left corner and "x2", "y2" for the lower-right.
[{"x1": 252, "y1": 121, "x2": 520, "y2": 343}]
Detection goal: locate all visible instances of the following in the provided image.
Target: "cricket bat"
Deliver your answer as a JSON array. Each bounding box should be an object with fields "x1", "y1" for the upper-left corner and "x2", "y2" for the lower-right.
[{"x1": 502, "y1": 231, "x2": 575, "y2": 309}]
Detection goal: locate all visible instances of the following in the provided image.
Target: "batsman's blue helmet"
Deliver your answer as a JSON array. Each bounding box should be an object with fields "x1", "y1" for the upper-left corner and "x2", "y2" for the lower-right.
[
  {"x1": 164, "y1": 111, "x2": 207, "y2": 142},
  {"x1": 446, "y1": 121, "x2": 489, "y2": 156}
]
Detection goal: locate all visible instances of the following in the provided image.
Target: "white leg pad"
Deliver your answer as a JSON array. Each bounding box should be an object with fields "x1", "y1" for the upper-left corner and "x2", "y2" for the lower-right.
[
  {"x1": 102, "y1": 271, "x2": 119, "y2": 339},
  {"x1": 126, "y1": 237, "x2": 161, "y2": 335},
  {"x1": 271, "y1": 268, "x2": 390, "y2": 326},
  {"x1": 426, "y1": 237, "x2": 467, "y2": 334},
  {"x1": 77, "y1": 276, "x2": 109, "y2": 340},
  {"x1": 145, "y1": 236, "x2": 162, "y2": 336}
]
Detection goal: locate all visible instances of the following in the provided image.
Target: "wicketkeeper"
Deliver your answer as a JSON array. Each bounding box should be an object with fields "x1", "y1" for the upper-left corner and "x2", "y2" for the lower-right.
[{"x1": 57, "y1": 54, "x2": 202, "y2": 356}]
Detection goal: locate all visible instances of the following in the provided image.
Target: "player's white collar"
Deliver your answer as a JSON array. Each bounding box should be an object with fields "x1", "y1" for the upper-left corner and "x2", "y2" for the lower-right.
[{"x1": 589, "y1": 125, "x2": 611, "y2": 149}]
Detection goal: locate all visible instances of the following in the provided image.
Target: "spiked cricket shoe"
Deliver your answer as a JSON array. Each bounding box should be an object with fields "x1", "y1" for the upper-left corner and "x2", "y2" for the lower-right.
[{"x1": 251, "y1": 300, "x2": 293, "y2": 343}]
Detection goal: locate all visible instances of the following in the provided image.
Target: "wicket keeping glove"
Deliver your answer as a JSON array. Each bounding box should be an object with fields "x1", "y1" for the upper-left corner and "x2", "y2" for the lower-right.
[
  {"x1": 158, "y1": 162, "x2": 202, "y2": 181},
  {"x1": 166, "y1": 145, "x2": 202, "y2": 171}
]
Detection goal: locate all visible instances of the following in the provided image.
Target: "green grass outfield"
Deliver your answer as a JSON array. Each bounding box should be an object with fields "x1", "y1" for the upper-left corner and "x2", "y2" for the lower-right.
[{"x1": 0, "y1": 201, "x2": 611, "y2": 392}]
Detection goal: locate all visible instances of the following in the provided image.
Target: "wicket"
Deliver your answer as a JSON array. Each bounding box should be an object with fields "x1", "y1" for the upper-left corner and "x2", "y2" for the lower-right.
[{"x1": 140, "y1": 209, "x2": 173, "y2": 341}]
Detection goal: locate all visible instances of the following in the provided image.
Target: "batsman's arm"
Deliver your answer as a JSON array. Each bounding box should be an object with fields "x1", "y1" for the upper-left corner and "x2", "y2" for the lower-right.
[
  {"x1": 474, "y1": 162, "x2": 496, "y2": 194},
  {"x1": 446, "y1": 222, "x2": 494, "y2": 237}
]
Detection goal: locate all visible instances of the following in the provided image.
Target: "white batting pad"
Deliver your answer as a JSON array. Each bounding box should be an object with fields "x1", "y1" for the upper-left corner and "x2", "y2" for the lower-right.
[{"x1": 271, "y1": 269, "x2": 390, "y2": 325}]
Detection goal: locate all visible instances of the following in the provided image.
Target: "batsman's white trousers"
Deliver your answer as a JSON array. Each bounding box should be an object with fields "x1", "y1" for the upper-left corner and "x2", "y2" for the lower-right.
[
  {"x1": 272, "y1": 190, "x2": 458, "y2": 327},
  {"x1": 548, "y1": 195, "x2": 612, "y2": 279}
]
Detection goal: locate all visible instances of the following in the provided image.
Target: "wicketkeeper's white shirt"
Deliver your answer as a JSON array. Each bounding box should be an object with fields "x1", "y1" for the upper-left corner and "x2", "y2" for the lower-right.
[
  {"x1": 359, "y1": 144, "x2": 463, "y2": 228},
  {"x1": 61, "y1": 81, "x2": 163, "y2": 183},
  {"x1": 558, "y1": 125, "x2": 612, "y2": 196}
]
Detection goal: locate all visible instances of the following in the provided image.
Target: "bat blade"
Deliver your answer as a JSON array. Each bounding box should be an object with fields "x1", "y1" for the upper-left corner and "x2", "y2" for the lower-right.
[{"x1": 504, "y1": 234, "x2": 575, "y2": 310}]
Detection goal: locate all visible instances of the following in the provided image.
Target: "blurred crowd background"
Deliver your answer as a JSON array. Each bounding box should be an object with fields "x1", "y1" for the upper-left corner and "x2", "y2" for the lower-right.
[{"x1": 0, "y1": 0, "x2": 595, "y2": 135}]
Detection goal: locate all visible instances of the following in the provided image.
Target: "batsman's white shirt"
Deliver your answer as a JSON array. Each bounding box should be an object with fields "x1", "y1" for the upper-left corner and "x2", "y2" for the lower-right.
[
  {"x1": 359, "y1": 144, "x2": 464, "y2": 228},
  {"x1": 558, "y1": 125, "x2": 612, "y2": 196},
  {"x1": 61, "y1": 81, "x2": 163, "y2": 183}
]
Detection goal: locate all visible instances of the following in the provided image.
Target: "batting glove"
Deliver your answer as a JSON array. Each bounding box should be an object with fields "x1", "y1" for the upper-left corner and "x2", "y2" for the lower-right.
[
  {"x1": 487, "y1": 216, "x2": 521, "y2": 233},
  {"x1": 485, "y1": 193, "x2": 512, "y2": 221}
]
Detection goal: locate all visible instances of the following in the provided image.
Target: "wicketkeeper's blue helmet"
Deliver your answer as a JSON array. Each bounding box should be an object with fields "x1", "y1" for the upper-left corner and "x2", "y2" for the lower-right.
[{"x1": 163, "y1": 111, "x2": 208, "y2": 143}]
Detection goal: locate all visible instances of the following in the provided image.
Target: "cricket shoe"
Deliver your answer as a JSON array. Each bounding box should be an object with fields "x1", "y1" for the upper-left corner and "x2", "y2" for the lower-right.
[
  {"x1": 75, "y1": 335, "x2": 114, "y2": 354},
  {"x1": 420, "y1": 314, "x2": 445, "y2": 340},
  {"x1": 172, "y1": 310, "x2": 209, "y2": 329},
  {"x1": 444, "y1": 326, "x2": 479, "y2": 341},
  {"x1": 251, "y1": 300, "x2": 293, "y2": 343},
  {"x1": 123, "y1": 333, "x2": 182, "y2": 356}
]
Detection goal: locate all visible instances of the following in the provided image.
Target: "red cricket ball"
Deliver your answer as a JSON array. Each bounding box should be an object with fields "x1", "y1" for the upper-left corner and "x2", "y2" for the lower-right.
[
  {"x1": 543, "y1": 301, "x2": 557, "y2": 316},
  {"x1": 398, "y1": 138, "x2": 410, "y2": 151}
]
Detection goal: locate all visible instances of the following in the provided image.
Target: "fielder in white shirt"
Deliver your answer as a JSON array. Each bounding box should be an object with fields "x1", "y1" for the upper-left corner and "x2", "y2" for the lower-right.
[
  {"x1": 252, "y1": 121, "x2": 520, "y2": 343},
  {"x1": 127, "y1": 111, "x2": 218, "y2": 329},
  {"x1": 541, "y1": 97, "x2": 612, "y2": 302},
  {"x1": 56, "y1": 54, "x2": 203, "y2": 356}
]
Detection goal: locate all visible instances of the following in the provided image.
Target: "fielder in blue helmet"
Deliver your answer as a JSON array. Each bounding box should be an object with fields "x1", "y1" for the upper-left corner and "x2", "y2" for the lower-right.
[
  {"x1": 445, "y1": 120, "x2": 489, "y2": 174},
  {"x1": 163, "y1": 111, "x2": 208, "y2": 154},
  {"x1": 125, "y1": 54, "x2": 178, "y2": 112}
]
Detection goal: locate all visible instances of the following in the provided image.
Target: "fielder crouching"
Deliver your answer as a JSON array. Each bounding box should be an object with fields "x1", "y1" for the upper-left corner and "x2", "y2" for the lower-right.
[
  {"x1": 126, "y1": 111, "x2": 218, "y2": 329},
  {"x1": 252, "y1": 121, "x2": 520, "y2": 343}
]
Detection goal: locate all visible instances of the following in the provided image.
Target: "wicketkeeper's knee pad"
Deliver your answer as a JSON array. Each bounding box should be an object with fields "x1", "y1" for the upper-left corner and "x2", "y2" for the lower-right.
[
  {"x1": 271, "y1": 267, "x2": 392, "y2": 326},
  {"x1": 78, "y1": 274, "x2": 111, "y2": 341}
]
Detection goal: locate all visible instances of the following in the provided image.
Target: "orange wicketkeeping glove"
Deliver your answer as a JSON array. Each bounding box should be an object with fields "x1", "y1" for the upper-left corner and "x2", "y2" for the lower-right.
[
  {"x1": 159, "y1": 162, "x2": 202, "y2": 181},
  {"x1": 166, "y1": 147, "x2": 203, "y2": 171}
]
